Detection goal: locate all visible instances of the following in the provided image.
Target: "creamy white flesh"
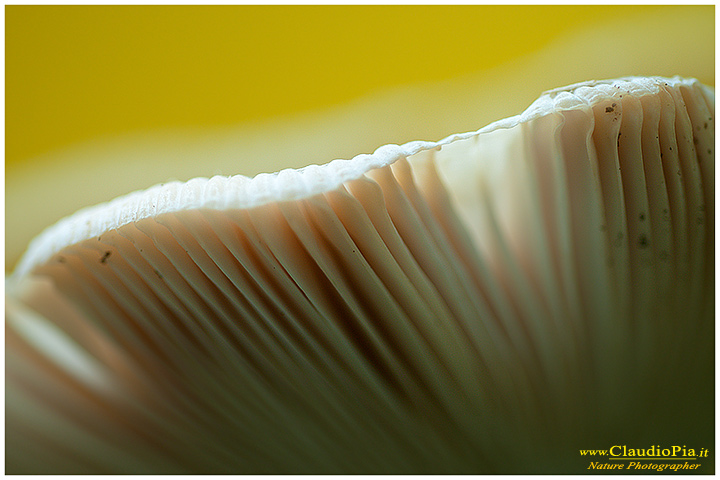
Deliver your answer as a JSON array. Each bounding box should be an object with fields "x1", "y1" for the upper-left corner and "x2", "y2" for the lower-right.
[{"x1": 6, "y1": 77, "x2": 714, "y2": 473}]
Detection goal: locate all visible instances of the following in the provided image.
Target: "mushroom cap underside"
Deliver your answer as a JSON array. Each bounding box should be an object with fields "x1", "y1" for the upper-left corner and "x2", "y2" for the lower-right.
[{"x1": 6, "y1": 76, "x2": 715, "y2": 474}]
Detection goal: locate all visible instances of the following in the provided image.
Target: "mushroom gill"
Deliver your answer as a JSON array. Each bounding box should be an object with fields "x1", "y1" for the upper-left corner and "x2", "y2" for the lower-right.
[{"x1": 5, "y1": 76, "x2": 714, "y2": 474}]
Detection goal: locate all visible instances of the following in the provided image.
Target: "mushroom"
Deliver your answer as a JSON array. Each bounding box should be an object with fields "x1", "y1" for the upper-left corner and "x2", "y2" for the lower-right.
[{"x1": 6, "y1": 76, "x2": 714, "y2": 474}]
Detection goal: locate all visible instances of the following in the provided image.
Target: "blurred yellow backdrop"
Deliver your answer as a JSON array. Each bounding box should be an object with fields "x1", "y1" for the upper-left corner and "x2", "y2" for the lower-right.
[
  {"x1": 5, "y1": 5, "x2": 715, "y2": 271},
  {"x1": 7, "y1": 5, "x2": 711, "y2": 170}
]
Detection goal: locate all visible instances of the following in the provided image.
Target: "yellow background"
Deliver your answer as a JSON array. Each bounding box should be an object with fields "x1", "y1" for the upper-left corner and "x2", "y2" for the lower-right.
[
  {"x1": 7, "y1": 5, "x2": 713, "y2": 170},
  {"x1": 5, "y1": 5, "x2": 715, "y2": 270}
]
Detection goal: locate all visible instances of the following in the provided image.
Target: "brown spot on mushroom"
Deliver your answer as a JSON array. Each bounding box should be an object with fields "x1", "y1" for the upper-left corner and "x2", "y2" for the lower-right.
[
  {"x1": 606, "y1": 106, "x2": 614, "y2": 113},
  {"x1": 100, "y1": 251, "x2": 111, "y2": 264},
  {"x1": 638, "y1": 234, "x2": 649, "y2": 249}
]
